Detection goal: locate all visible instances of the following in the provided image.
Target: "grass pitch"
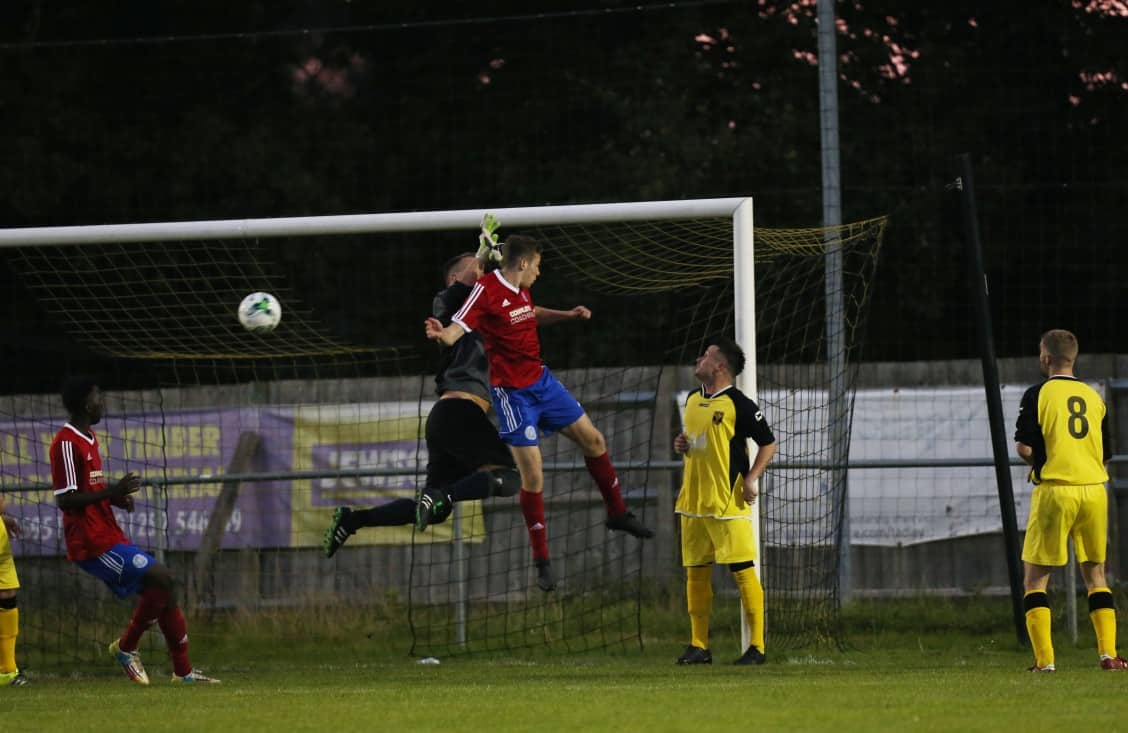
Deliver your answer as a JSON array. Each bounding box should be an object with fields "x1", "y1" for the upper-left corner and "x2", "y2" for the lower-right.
[{"x1": 5, "y1": 598, "x2": 1126, "y2": 732}]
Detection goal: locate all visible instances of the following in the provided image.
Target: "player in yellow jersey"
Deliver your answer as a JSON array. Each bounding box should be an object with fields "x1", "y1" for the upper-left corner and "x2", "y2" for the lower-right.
[
  {"x1": 673, "y1": 337, "x2": 776, "y2": 665},
  {"x1": 0, "y1": 493, "x2": 28, "y2": 686},
  {"x1": 1015, "y1": 329, "x2": 1125, "y2": 672}
]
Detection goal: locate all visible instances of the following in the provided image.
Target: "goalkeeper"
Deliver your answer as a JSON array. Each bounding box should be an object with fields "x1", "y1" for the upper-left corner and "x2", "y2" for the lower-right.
[
  {"x1": 323, "y1": 216, "x2": 520, "y2": 557},
  {"x1": 673, "y1": 337, "x2": 776, "y2": 666}
]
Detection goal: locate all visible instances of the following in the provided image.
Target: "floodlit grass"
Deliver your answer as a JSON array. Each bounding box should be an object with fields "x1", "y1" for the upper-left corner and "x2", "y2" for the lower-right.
[{"x1": 6, "y1": 595, "x2": 1127, "y2": 732}]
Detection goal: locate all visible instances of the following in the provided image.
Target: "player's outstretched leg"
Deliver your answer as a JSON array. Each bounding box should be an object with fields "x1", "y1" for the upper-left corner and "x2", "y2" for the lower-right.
[
  {"x1": 605, "y1": 511, "x2": 654, "y2": 539},
  {"x1": 324, "y1": 507, "x2": 355, "y2": 558},
  {"x1": 416, "y1": 468, "x2": 521, "y2": 532},
  {"x1": 584, "y1": 452, "x2": 654, "y2": 539},
  {"x1": 325, "y1": 499, "x2": 417, "y2": 557},
  {"x1": 415, "y1": 490, "x2": 452, "y2": 532}
]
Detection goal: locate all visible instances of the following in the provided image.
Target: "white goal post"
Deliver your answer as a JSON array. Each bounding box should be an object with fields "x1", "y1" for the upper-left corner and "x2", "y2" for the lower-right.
[{"x1": 0, "y1": 197, "x2": 765, "y2": 648}]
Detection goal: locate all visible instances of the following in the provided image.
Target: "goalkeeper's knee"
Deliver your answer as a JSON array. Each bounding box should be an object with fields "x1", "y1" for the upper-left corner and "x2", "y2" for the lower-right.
[{"x1": 489, "y1": 468, "x2": 521, "y2": 497}]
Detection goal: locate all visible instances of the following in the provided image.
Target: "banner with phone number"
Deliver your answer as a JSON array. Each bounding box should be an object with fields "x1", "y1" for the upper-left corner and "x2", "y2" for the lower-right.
[{"x1": 0, "y1": 402, "x2": 483, "y2": 556}]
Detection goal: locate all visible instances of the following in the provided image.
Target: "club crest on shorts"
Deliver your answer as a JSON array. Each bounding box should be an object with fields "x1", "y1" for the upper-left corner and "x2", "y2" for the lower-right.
[
  {"x1": 524, "y1": 425, "x2": 537, "y2": 441},
  {"x1": 713, "y1": 411, "x2": 725, "y2": 425},
  {"x1": 132, "y1": 553, "x2": 149, "y2": 569}
]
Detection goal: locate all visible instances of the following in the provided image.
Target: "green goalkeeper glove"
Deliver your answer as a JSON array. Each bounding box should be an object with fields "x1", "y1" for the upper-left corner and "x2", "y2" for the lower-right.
[{"x1": 476, "y1": 213, "x2": 503, "y2": 264}]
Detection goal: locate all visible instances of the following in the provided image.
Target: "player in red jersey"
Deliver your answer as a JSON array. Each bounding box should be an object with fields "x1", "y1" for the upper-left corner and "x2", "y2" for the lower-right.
[
  {"x1": 51, "y1": 376, "x2": 218, "y2": 684},
  {"x1": 425, "y1": 234, "x2": 653, "y2": 591}
]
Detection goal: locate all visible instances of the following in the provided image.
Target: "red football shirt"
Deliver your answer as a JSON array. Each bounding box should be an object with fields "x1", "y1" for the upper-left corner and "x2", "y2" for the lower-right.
[
  {"x1": 50, "y1": 423, "x2": 127, "y2": 561},
  {"x1": 452, "y1": 269, "x2": 543, "y2": 388}
]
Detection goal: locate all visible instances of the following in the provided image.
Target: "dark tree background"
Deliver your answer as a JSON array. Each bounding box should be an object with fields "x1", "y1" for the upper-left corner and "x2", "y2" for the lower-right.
[{"x1": 1, "y1": 1, "x2": 1125, "y2": 393}]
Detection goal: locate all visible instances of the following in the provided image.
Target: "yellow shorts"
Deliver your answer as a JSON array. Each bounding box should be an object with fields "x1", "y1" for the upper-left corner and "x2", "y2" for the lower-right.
[
  {"x1": 1022, "y1": 482, "x2": 1107, "y2": 567},
  {"x1": 679, "y1": 514, "x2": 757, "y2": 567},
  {"x1": 0, "y1": 523, "x2": 18, "y2": 591}
]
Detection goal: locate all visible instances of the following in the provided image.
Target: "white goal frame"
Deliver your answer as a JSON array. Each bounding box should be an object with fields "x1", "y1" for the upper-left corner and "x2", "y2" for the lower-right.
[{"x1": 0, "y1": 197, "x2": 762, "y2": 648}]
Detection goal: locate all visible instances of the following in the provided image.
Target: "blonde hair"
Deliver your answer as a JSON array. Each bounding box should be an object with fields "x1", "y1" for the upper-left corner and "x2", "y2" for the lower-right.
[{"x1": 1040, "y1": 329, "x2": 1079, "y2": 368}]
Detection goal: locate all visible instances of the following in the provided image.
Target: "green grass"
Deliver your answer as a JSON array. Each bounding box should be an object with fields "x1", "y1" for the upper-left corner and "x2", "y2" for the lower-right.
[{"x1": 6, "y1": 596, "x2": 1127, "y2": 732}]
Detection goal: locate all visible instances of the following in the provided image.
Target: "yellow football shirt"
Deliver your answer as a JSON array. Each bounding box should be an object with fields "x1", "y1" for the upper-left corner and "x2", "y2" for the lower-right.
[
  {"x1": 1014, "y1": 375, "x2": 1109, "y2": 485},
  {"x1": 676, "y1": 385, "x2": 775, "y2": 519}
]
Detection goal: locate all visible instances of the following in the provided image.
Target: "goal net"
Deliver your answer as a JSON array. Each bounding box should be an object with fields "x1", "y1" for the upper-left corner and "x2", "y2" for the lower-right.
[{"x1": 0, "y1": 200, "x2": 885, "y2": 666}]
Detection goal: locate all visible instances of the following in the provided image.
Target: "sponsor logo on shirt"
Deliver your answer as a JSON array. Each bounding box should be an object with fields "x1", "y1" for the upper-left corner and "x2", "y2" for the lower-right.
[
  {"x1": 509, "y1": 305, "x2": 535, "y2": 324},
  {"x1": 502, "y1": 298, "x2": 511, "y2": 307}
]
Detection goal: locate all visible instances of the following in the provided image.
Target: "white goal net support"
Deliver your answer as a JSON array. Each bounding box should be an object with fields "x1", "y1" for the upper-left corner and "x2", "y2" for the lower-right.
[{"x1": 0, "y1": 199, "x2": 884, "y2": 663}]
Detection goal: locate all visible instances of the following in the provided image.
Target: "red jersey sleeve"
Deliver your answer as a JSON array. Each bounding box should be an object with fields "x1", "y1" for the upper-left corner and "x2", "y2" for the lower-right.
[
  {"x1": 451, "y1": 278, "x2": 489, "y2": 333},
  {"x1": 51, "y1": 438, "x2": 82, "y2": 496}
]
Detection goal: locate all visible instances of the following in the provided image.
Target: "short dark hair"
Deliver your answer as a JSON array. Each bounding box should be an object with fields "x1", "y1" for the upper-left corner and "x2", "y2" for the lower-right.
[
  {"x1": 709, "y1": 336, "x2": 746, "y2": 377},
  {"x1": 502, "y1": 234, "x2": 542, "y2": 269},
  {"x1": 441, "y1": 252, "x2": 476, "y2": 284},
  {"x1": 61, "y1": 375, "x2": 98, "y2": 415}
]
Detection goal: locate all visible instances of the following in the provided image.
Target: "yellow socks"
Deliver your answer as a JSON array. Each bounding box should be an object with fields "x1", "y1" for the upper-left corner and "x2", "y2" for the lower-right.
[
  {"x1": 732, "y1": 566, "x2": 765, "y2": 653},
  {"x1": 0, "y1": 606, "x2": 17, "y2": 674},
  {"x1": 1088, "y1": 587, "x2": 1117, "y2": 658},
  {"x1": 686, "y1": 566, "x2": 713, "y2": 649},
  {"x1": 1024, "y1": 590, "x2": 1053, "y2": 669}
]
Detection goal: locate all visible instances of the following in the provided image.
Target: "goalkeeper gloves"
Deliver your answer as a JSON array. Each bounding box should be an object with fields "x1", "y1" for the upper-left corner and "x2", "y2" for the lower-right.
[{"x1": 476, "y1": 213, "x2": 503, "y2": 264}]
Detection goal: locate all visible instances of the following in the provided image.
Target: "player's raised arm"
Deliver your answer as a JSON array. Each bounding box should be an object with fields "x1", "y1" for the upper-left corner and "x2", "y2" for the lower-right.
[{"x1": 534, "y1": 305, "x2": 591, "y2": 326}]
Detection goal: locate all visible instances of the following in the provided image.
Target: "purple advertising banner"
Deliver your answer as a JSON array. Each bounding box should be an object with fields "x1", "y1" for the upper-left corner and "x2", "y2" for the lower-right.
[{"x1": 0, "y1": 401, "x2": 483, "y2": 556}]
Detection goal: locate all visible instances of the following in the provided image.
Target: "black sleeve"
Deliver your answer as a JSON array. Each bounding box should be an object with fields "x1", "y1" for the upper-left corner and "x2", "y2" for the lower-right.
[
  {"x1": 734, "y1": 393, "x2": 775, "y2": 447},
  {"x1": 1014, "y1": 385, "x2": 1041, "y2": 445},
  {"x1": 433, "y1": 282, "x2": 472, "y2": 325},
  {"x1": 1102, "y1": 413, "x2": 1112, "y2": 463}
]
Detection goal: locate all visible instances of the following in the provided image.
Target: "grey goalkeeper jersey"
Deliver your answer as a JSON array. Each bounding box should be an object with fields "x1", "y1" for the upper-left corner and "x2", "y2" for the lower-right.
[{"x1": 432, "y1": 281, "x2": 490, "y2": 402}]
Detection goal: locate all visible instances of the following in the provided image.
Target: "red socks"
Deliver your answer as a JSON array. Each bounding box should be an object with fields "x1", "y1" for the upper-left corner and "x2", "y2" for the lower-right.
[
  {"x1": 120, "y1": 585, "x2": 192, "y2": 676},
  {"x1": 519, "y1": 489, "x2": 550, "y2": 562},
  {"x1": 159, "y1": 605, "x2": 192, "y2": 677},
  {"x1": 585, "y1": 453, "x2": 627, "y2": 517},
  {"x1": 120, "y1": 586, "x2": 167, "y2": 652},
  {"x1": 519, "y1": 453, "x2": 625, "y2": 564}
]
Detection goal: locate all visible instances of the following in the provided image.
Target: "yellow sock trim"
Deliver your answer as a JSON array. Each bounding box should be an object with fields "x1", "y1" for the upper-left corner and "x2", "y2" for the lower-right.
[
  {"x1": 732, "y1": 567, "x2": 765, "y2": 652},
  {"x1": 1089, "y1": 587, "x2": 1117, "y2": 658},
  {"x1": 1024, "y1": 593, "x2": 1053, "y2": 668},
  {"x1": 0, "y1": 607, "x2": 17, "y2": 674},
  {"x1": 686, "y1": 566, "x2": 713, "y2": 649}
]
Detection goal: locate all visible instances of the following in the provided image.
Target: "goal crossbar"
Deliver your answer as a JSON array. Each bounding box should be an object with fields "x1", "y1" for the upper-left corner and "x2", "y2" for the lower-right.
[{"x1": 0, "y1": 198, "x2": 750, "y2": 247}]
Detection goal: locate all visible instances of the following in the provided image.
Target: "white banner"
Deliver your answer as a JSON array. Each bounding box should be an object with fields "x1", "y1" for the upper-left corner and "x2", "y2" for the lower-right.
[{"x1": 680, "y1": 382, "x2": 1104, "y2": 547}]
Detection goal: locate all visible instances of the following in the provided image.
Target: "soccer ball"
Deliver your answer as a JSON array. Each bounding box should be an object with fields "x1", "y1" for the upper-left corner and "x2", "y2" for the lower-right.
[{"x1": 238, "y1": 292, "x2": 282, "y2": 333}]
